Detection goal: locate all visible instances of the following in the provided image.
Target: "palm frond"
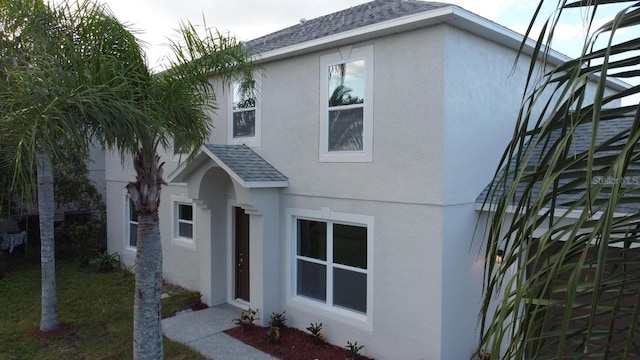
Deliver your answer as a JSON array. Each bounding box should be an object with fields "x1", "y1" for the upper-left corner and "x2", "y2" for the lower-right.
[{"x1": 477, "y1": 1, "x2": 640, "y2": 358}]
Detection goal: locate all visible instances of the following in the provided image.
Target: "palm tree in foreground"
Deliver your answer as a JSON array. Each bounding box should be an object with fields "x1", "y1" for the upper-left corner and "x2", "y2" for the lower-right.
[
  {"x1": 0, "y1": 0, "x2": 146, "y2": 331},
  {"x1": 1, "y1": 1, "x2": 255, "y2": 358},
  {"x1": 477, "y1": 1, "x2": 640, "y2": 358}
]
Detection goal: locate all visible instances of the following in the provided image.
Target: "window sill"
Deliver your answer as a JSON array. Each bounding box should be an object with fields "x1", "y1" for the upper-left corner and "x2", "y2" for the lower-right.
[
  {"x1": 287, "y1": 296, "x2": 372, "y2": 331},
  {"x1": 172, "y1": 237, "x2": 196, "y2": 250}
]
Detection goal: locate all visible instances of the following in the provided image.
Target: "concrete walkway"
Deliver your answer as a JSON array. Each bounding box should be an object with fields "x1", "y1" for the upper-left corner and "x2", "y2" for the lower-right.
[{"x1": 162, "y1": 303, "x2": 276, "y2": 360}]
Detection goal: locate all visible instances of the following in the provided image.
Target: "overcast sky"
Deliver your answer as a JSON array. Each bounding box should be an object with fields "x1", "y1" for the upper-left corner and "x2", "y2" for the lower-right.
[{"x1": 67, "y1": 0, "x2": 627, "y2": 69}]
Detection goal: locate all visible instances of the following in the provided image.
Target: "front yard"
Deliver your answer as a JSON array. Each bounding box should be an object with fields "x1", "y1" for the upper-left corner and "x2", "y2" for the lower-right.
[{"x1": 0, "y1": 255, "x2": 206, "y2": 359}]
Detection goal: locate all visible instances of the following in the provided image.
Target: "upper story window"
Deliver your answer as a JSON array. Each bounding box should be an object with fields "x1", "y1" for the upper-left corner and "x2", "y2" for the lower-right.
[
  {"x1": 320, "y1": 45, "x2": 374, "y2": 162},
  {"x1": 229, "y1": 80, "x2": 261, "y2": 147},
  {"x1": 328, "y1": 60, "x2": 365, "y2": 151}
]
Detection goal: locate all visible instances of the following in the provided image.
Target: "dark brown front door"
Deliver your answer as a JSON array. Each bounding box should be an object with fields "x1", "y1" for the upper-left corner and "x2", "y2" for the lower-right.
[{"x1": 234, "y1": 207, "x2": 250, "y2": 302}]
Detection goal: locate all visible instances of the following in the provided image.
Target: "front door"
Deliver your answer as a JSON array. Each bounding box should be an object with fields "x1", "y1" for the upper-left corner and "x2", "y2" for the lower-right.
[{"x1": 234, "y1": 207, "x2": 250, "y2": 302}]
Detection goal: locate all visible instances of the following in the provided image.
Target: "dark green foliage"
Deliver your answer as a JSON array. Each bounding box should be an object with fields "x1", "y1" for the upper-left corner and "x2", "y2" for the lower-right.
[
  {"x1": 88, "y1": 251, "x2": 120, "y2": 272},
  {"x1": 266, "y1": 326, "x2": 281, "y2": 344},
  {"x1": 269, "y1": 310, "x2": 287, "y2": 328},
  {"x1": 345, "y1": 341, "x2": 364, "y2": 359},
  {"x1": 184, "y1": 291, "x2": 208, "y2": 311},
  {"x1": 306, "y1": 322, "x2": 326, "y2": 343}
]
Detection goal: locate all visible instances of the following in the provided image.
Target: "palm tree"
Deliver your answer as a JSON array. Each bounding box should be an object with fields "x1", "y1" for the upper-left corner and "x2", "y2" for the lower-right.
[
  {"x1": 0, "y1": 0, "x2": 145, "y2": 332},
  {"x1": 477, "y1": 1, "x2": 640, "y2": 358},
  {"x1": 2, "y1": 3, "x2": 254, "y2": 358}
]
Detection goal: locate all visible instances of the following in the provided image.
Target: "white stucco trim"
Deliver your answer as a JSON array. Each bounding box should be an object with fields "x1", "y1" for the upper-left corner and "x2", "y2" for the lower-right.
[
  {"x1": 170, "y1": 194, "x2": 196, "y2": 250},
  {"x1": 285, "y1": 207, "x2": 374, "y2": 331},
  {"x1": 228, "y1": 77, "x2": 262, "y2": 148}
]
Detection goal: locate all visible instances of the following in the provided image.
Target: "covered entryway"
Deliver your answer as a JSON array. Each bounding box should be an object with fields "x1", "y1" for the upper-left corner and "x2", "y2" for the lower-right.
[{"x1": 168, "y1": 144, "x2": 288, "y2": 325}]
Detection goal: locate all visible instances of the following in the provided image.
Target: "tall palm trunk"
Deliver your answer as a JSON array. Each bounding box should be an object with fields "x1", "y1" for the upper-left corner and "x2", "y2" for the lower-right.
[
  {"x1": 129, "y1": 150, "x2": 165, "y2": 360},
  {"x1": 37, "y1": 150, "x2": 59, "y2": 331}
]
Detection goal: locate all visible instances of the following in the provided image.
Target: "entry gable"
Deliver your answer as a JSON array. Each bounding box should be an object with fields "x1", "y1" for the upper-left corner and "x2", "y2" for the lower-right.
[{"x1": 168, "y1": 144, "x2": 288, "y2": 188}]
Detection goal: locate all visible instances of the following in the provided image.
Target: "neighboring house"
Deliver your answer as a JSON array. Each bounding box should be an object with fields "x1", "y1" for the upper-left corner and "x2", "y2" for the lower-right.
[{"x1": 105, "y1": 0, "x2": 628, "y2": 358}]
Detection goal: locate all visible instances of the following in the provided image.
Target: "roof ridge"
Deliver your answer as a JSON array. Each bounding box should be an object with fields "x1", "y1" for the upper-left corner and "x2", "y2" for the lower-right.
[{"x1": 244, "y1": 0, "x2": 451, "y2": 55}]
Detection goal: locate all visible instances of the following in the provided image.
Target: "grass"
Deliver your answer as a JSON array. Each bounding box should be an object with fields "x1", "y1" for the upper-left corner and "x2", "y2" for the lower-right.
[{"x1": 0, "y1": 255, "x2": 207, "y2": 360}]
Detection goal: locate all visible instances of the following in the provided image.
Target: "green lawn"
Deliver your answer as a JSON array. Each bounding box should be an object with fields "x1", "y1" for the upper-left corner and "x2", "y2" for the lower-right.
[{"x1": 0, "y1": 256, "x2": 206, "y2": 360}]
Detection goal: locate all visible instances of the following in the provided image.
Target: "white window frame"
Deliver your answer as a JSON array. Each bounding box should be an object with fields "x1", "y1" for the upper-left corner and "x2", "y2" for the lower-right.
[
  {"x1": 319, "y1": 45, "x2": 374, "y2": 163},
  {"x1": 124, "y1": 194, "x2": 137, "y2": 251},
  {"x1": 171, "y1": 194, "x2": 196, "y2": 250},
  {"x1": 228, "y1": 78, "x2": 261, "y2": 147},
  {"x1": 286, "y1": 207, "x2": 374, "y2": 330}
]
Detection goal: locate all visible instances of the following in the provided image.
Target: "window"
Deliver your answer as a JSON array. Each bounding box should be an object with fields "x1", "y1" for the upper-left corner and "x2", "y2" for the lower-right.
[
  {"x1": 229, "y1": 80, "x2": 261, "y2": 147},
  {"x1": 328, "y1": 60, "x2": 365, "y2": 152},
  {"x1": 126, "y1": 197, "x2": 138, "y2": 248},
  {"x1": 292, "y1": 211, "x2": 372, "y2": 316},
  {"x1": 175, "y1": 203, "x2": 193, "y2": 240},
  {"x1": 320, "y1": 45, "x2": 374, "y2": 162}
]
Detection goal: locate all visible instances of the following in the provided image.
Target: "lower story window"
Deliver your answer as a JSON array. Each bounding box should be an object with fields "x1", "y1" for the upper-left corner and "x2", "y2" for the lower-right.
[
  {"x1": 295, "y1": 218, "x2": 369, "y2": 314},
  {"x1": 175, "y1": 203, "x2": 193, "y2": 240}
]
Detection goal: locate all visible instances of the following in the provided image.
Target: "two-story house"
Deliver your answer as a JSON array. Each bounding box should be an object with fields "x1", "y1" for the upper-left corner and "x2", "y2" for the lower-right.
[{"x1": 105, "y1": 0, "x2": 627, "y2": 358}]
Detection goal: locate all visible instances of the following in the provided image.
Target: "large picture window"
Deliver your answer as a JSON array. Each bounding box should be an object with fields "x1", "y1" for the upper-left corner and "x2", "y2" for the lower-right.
[
  {"x1": 320, "y1": 45, "x2": 373, "y2": 162},
  {"x1": 126, "y1": 197, "x2": 137, "y2": 248},
  {"x1": 295, "y1": 218, "x2": 369, "y2": 314}
]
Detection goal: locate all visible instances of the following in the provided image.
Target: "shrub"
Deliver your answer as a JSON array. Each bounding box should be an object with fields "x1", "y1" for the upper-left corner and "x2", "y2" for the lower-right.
[
  {"x1": 184, "y1": 291, "x2": 208, "y2": 311},
  {"x1": 345, "y1": 341, "x2": 365, "y2": 359},
  {"x1": 306, "y1": 322, "x2": 326, "y2": 344},
  {"x1": 269, "y1": 310, "x2": 287, "y2": 328},
  {"x1": 233, "y1": 307, "x2": 259, "y2": 328},
  {"x1": 89, "y1": 251, "x2": 120, "y2": 272},
  {"x1": 266, "y1": 326, "x2": 281, "y2": 344}
]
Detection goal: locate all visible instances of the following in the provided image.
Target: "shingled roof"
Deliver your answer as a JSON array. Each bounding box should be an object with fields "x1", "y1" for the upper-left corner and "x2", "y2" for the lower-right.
[
  {"x1": 476, "y1": 116, "x2": 640, "y2": 213},
  {"x1": 202, "y1": 144, "x2": 288, "y2": 186},
  {"x1": 244, "y1": 0, "x2": 450, "y2": 54}
]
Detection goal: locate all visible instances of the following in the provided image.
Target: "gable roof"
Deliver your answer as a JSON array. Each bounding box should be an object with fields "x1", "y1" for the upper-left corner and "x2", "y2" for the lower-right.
[
  {"x1": 476, "y1": 116, "x2": 640, "y2": 214},
  {"x1": 245, "y1": 0, "x2": 449, "y2": 54},
  {"x1": 240, "y1": 0, "x2": 631, "y2": 92},
  {"x1": 168, "y1": 144, "x2": 288, "y2": 188}
]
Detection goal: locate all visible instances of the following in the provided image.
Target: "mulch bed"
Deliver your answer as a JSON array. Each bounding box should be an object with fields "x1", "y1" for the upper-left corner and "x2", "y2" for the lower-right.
[
  {"x1": 225, "y1": 325, "x2": 372, "y2": 360},
  {"x1": 23, "y1": 322, "x2": 77, "y2": 339}
]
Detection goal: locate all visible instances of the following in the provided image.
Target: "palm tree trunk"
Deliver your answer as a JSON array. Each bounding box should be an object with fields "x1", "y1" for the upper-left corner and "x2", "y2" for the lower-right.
[
  {"x1": 130, "y1": 150, "x2": 165, "y2": 360},
  {"x1": 37, "y1": 150, "x2": 59, "y2": 332},
  {"x1": 133, "y1": 211, "x2": 163, "y2": 359}
]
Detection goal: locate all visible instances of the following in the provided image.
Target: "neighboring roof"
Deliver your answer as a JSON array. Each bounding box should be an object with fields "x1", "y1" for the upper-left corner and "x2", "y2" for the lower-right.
[
  {"x1": 168, "y1": 144, "x2": 288, "y2": 188},
  {"x1": 476, "y1": 116, "x2": 639, "y2": 213},
  {"x1": 244, "y1": 0, "x2": 449, "y2": 54}
]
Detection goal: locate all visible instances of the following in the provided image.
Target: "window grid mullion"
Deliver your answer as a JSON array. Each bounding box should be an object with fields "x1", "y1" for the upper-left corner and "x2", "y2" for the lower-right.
[{"x1": 327, "y1": 221, "x2": 334, "y2": 307}]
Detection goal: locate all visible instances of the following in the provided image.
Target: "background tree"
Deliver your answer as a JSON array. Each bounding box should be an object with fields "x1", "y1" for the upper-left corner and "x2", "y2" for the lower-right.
[{"x1": 478, "y1": 1, "x2": 640, "y2": 358}]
